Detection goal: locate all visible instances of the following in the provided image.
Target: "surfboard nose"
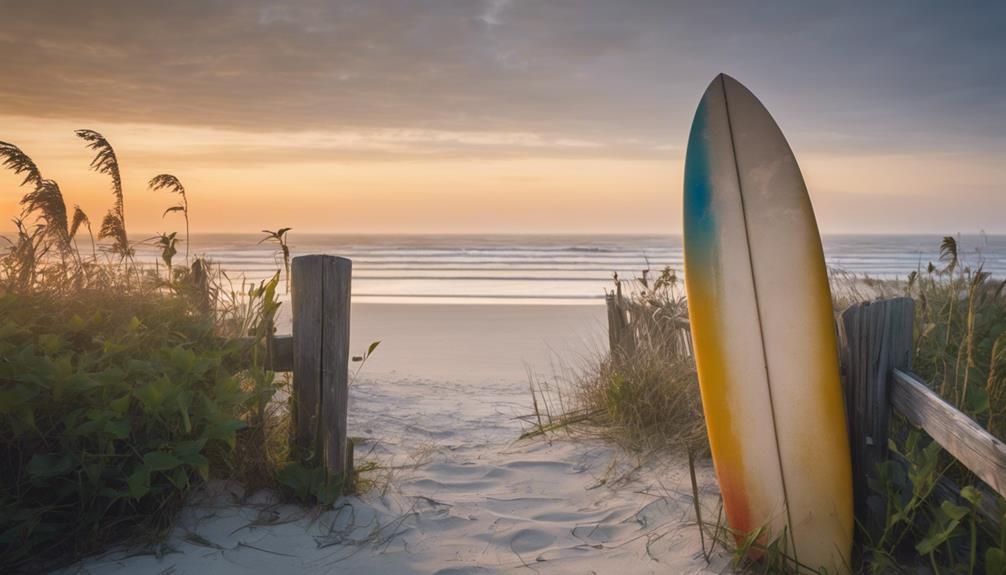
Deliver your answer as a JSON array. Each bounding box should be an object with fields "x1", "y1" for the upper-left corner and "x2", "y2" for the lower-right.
[
  {"x1": 700, "y1": 74, "x2": 753, "y2": 114},
  {"x1": 704, "y1": 74, "x2": 757, "y2": 107},
  {"x1": 701, "y1": 74, "x2": 727, "y2": 102}
]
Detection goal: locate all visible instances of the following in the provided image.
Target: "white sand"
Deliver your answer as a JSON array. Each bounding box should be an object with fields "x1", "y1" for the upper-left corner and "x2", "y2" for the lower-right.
[{"x1": 64, "y1": 305, "x2": 729, "y2": 574}]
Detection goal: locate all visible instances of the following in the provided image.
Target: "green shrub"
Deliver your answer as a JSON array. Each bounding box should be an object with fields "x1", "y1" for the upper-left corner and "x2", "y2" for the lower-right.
[
  {"x1": 0, "y1": 284, "x2": 273, "y2": 571},
  {"x1": 0, "y1": 132, "x2": 342, "y2": 571}
]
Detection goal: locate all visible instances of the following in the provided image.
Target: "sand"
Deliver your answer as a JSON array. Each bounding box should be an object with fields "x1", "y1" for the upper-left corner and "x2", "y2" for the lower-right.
[{"x1": 63, "y1": 304, "x2": 729, "y2": 574}]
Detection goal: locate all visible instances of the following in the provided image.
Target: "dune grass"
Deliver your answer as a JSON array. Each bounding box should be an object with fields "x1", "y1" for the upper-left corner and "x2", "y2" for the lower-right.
[
  {"x1": 0, "y1": 133, "x2": 365, "y2": 572},
  {"x1": 525, "y1": 266, "x2": 705, "y2": 453}
]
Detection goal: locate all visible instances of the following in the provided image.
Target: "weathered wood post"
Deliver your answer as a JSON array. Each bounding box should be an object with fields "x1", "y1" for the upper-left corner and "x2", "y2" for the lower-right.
[
  {"x1": 606, "y1": 293, "x2": 622, "y2": 356},
  {"x1": 291, "y1": 255, "x2": 352, "y2": 478},
  {"x1": 606, "y1": 284, "x2": 637, "y2": 358},
  {"x1": 839, "y1": 297, "x2": 914, "y2": 541}
]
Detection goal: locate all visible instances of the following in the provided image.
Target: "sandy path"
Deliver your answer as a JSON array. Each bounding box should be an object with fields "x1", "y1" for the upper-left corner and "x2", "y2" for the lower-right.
[{"x1": 65, "y1": 305, "x2": 729, "y2": 574}]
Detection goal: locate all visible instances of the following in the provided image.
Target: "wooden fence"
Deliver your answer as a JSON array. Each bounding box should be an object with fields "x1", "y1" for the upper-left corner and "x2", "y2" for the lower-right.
[
  {"x1": 605, "y1": 290, "x2": 692, "y2": 360},
  {"x1": 259, "y1": 254, "x2": 353, "y2": 479},
  {"x1": 606, "y1": 294, "x2": 1006, "y2": 537}
]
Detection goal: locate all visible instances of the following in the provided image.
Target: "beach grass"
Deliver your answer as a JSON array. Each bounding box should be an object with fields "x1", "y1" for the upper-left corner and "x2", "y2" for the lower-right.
[
  {"x1": 837, "y1": 238, "x2": 1006, "y2": 573},
  {"x1": 525, "y1": 267, "x2": 706, "y2": 454},
  {"x1": 0, "y1": 135, "x2": 364, "y2": 572}
]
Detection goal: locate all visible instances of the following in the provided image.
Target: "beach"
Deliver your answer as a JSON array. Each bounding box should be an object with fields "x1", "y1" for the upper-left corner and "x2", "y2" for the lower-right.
[
  {"x1": 63, "y1": 303, "x2": 729, "y2": 574},
  {"x1": 55, "y1": 234, "x2": 1001, "y2": 573}
]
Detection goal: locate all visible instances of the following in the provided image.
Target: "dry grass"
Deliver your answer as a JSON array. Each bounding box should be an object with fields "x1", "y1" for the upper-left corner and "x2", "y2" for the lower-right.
[{"x1": 524, "y1": 267, "x2": 706, "y2": 454}]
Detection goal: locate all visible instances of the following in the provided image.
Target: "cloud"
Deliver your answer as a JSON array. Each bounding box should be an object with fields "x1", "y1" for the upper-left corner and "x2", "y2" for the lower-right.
[
  {"x1": 0, "y1": 113, "x2": 625, "y2": 169},
  {"x1": 480, "y1": 0, "x2": 510, "y2": 27},
  {"x1": 0, "y1": 0, "x2": 1003, "y2": 161}
]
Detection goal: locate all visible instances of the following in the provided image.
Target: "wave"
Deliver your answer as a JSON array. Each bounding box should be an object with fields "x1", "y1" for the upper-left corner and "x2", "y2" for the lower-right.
[
  {"x1": 128, "y1": 234, "x2": 1006, "y2": 304},
  {"x1": 352, "y1": 293, "x2": 606, "y2": 300}
]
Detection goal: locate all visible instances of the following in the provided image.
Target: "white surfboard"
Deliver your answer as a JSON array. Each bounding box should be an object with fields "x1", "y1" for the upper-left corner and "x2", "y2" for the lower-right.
[{"x1": 683, "y1": 74, "x2": 853, "y2": 572}]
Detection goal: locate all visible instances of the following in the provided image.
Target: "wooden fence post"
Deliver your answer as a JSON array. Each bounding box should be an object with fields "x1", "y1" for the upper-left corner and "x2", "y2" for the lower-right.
[
  {"x1": 606, "y1": 293, "x2": 622, "y2": 356},
  {"x1": 291, "y1": 255, "x2": 353, "y2": 478},
  {"x1": 606, "y1": 288, "x2": 637, "y2": 358},
  {"x1": 839, "y1": 297, "x2": 914, "y2": 541}
]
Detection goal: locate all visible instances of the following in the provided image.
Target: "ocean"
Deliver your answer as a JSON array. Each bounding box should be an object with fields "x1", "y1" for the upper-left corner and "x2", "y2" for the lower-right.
[{"x1": 132, "y1": 234, "x2": 1006, "y2": 306}]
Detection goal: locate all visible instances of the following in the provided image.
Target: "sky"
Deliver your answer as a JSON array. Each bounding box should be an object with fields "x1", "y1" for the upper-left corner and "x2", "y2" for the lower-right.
[{"x1": 0, "y1": 0, "x2": 1004, "y2": 234}]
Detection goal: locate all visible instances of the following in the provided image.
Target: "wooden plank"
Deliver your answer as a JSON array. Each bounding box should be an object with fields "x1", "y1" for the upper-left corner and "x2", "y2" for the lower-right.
[
  {"x1": 618, "y1": 291, "x2": 636, "y2": 356},
  {"x1": 605, "y1": 294, "x2": 621, "y2": 356},
  {"x1": 267, "y1": 335, "x2": 293, "y2": 372},
  {"x1": 892, "y1": 368, "x2": 1006, "y2": 500},
  {"x1": 839, "y1": 297, "x2": 914, "y2": 540},
  {"x1": 320, "y1": 256, "x2": 352, "y2": 477},
  {"x1": 291, "y1": 256, "x2": 325, "y2": 454},
  {"x1": 228, "y1": 335, "x2": 293, "y2": 372},
  {"x1": 605, "y1": 290, "x2": 636, "y2": 358}
]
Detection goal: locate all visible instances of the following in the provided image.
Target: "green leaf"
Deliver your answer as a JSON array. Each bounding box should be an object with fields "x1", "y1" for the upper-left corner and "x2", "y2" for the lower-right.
[
  {"x1": 168, "y1": 346, "x2": 197, "y2": 374},
  {"x1": 104, "y1": 417, "x2": 131, "y2": 439},
  {"x1": 961, "y1": 485, "x2": 982, "y2": 506},
  {"x1": 182, "y1": 453, "x2": 210, "y2": 480},
  {"x1": 0, "y1": 319, "x2": 22, "y2": 340},
  {"x1": 38, "y1": 333, "x2": 63, "y2": 354},
  {"x1": 367, "y1": 340, "x2": 381, "y2": 357},
  {"x1": 941, "y1": 500, "x2": 970, "y2": 521},
  {"x1": 173, "y1": 438, "x2": 207, "y2": 457},
  {"x1": 0, "y1": 385, "x2": 38, "y2": 414},
  {"x1": 103, "y1": 340, "x2": 126, "y2": 355},
  {"x1": 168, "y1": 468, "x2": 190, "y2": 490},
  {"x1": 204, "y1": 419, "x2": 246, "y2": 449},
  {"x1": 967, "y1": 387, "x2": 990, "y2": 414},
  {"x1": 134, "y1": 378, "x2": 172, "y2": 411},
  {"x1": 110, "y1": 394, "x2": 131, "y2": 414},
  {"x1": 68, "y1": 314, "x2": 86, "y2": 332},
  {"x1": 27, "y1": 453, "x2": 76, "y2": 479},
  {"x1": 127, "y1": 467, "x2": 151, "y2": 499},
  {"x1": 987, "y1": 548, "x2": 1006, "y2": 575},
  {"x1": 916, "y1": 522, "x2": 960, "y2": 555},
  {"x1": 277, "y1": 461, "x2": 323, "y2": 498},
  {"x1": 177, "y1": 394, "x2": 192, "y2": 434},
  {"x1": 143, "y1": 451, "x2": 182, "y2": 471}
]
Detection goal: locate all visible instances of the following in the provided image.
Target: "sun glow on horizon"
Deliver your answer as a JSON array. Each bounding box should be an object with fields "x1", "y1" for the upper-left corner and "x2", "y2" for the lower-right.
[{"x1": 3, "y1": 114, "x2": 1004, "y2": 236}]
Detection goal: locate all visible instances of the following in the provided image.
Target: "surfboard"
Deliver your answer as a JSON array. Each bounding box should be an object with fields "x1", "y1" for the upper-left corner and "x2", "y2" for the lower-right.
[{"x1": 683, "y1": 74, "x2": 853, "y2": 572}]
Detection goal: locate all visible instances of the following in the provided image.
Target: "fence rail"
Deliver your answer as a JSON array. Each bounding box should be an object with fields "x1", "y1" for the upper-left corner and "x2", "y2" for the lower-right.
[
  {"x1": 266, "y1": 335, "x2": 293, "y2": 372},
  {"x1": 892, "y1": 368, "x2": 1006, "y2": 500},
  {"x1": 605, "y1": 294, "x2": 1006, "y2": 537}
]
